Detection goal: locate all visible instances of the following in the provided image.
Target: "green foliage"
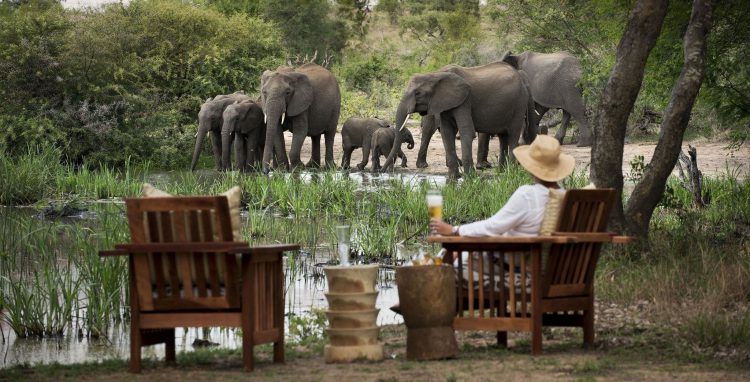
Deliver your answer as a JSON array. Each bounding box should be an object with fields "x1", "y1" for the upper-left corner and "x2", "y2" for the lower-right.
[
  {"x1": 0, "y1": 0, "x2": 285, "y2": 167},
  {"x1": 398, "y1": 0, "x2": 482, "y2": 67},
  {"x1": 260, "y1": 0, "x2": 347, "y2": 62},
  {"x1": 336, "y1": 51, "x2": 399, "y2": 92}
]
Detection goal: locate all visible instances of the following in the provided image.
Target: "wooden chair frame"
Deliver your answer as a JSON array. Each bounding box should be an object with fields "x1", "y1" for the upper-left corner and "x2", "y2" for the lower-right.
[
  {"x1": 429, "y1": 189, "x2": 631, "y2": 355},
  {"x1": 100, "y1": 196, "x2": 299, "y2": 372}
]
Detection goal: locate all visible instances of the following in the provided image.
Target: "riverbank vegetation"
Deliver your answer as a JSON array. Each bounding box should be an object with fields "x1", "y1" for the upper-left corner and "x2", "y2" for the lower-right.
[{"x1": 1, "y1": 146, "x2": 749, "y2": 364}]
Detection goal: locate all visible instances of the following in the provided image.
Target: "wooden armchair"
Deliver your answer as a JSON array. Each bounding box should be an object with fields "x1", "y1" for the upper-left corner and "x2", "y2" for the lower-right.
[
  {"x1": 100, "y1": 196, "x2": 299, "y2": 372},
  {"x1": 429, "y1": 188, "x2": 631, "y2": 355}
]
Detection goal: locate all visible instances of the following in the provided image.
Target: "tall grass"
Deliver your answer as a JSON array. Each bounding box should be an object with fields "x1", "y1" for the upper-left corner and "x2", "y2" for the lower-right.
[{"x1": 597, "y1": 174, "x2": 750, "y2": 354}]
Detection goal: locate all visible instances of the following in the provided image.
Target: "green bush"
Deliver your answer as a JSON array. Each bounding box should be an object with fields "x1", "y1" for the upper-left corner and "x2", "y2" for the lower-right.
[{"x1": 0, "y1": 0, "x2": 285, "y2": 168}]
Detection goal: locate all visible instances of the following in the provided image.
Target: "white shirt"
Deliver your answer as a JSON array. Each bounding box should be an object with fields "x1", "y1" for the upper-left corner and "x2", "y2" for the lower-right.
[{"x1": 457, "y1": 184, "x2": 553, "y2": 237}]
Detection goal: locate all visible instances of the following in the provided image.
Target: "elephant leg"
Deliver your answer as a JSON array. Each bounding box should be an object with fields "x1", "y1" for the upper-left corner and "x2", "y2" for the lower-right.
[
  {"x1": 358, "y1": 136, "x2": 372, "y2": 171},
  {"x1": 498, "y1": 132, "x2": 510, "y2": 169},
  {"x1": 211, "y1": 130, "x2": 224, "y2": 171},
  {"x1": 341, "y1": 144, "x2": 352, "y2": 170},
  {"x1": 535, "y1": 104, "x2": 550, "y2": 135},
  {"x1": 417, "y1": 116, "x2": 437, "y2": 168},
  {"x1": 454, "y1": 110, "x2": 475, "y2": 176},
  {"x1": 439, "y1": 122, "x2": 461, "y2": 178},
  {"x1": 288, "y1": 114, "x2": 308, "y2": 169},
  {"x1": 307, "y1": 135, "x2": 321, "y2": 168},
  {"x1": 556, "y1": 111, "x2": 572, "y2": 144},
  {"x1": 371, "y1": 147, "x2": 381, "y2": 172},
  {"x1": 323, "y1": 128, "x2": 336, "y2": 169},
  {"x1": 398, "y1": 148, "x2": 407, "y2": 168},
  {"x1": 236, "y1": 135, "x2": 248, "y2": 172},
  {"x1": 476, "y1": 133, "x2": 492, "y2": 170}
]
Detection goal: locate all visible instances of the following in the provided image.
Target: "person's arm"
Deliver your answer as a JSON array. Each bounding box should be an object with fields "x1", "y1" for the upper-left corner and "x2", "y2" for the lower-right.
[{"x1": 455, "y1": 186, "x2": 530, "y2": 237}]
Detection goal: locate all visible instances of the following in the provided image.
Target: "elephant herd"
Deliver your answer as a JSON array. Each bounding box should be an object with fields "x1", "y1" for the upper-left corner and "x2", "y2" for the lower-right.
[{"x1": 190, "y1": 51, "x2": 590, "y2": 178}]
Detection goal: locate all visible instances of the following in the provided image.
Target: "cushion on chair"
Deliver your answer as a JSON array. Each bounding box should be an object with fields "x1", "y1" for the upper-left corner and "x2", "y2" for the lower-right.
[
  {"x1": 539, "y1": 188, "x2": 565, "y2": 236},
  {"x1": 142, "y1": 183, "x2": 242, "y2": 241}
]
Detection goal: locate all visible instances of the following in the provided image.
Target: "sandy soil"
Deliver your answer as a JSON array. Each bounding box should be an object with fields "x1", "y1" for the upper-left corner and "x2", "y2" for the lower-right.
[
  {"x1": 11, "y1": 324, "x2": 748, "y2": 382},
  {"x1": 287, "y1": 123, "x2": 749, "y2": 179}
]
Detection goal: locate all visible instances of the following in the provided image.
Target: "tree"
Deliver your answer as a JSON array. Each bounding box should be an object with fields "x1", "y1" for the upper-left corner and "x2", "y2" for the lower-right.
[{"x1": 591, "y1": 0, "x2": 713, "y2": 238}]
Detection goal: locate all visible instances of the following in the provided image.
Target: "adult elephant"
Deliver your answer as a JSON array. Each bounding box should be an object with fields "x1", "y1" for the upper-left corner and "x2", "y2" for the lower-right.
[
  {"x1": 501, "y1": 51, "x2": 591, "y2": 146},
  {"x1": 386, "y1": 61, "x2": 535, "y2": 178},
  {"x1": 260, "y1": 64, "x2": 341, "y2": 173},
  {"x1": 221, "y1": 99, "x2": 266, "y2": 172},
  {"x1": 190, "y1": 92, "x2": 250, "y2": 171}
]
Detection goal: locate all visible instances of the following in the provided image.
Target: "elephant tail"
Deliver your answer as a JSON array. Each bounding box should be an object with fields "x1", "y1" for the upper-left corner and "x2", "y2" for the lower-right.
[{"x1": 519, "y1": 69, "x2": 537, "y2": 145}]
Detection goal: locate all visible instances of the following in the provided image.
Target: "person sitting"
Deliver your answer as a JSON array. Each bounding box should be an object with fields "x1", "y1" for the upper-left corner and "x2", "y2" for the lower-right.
[
  {"x1": 429, "y1": 134, "x2": 575, "y2": 238},
  {"x1": 428, "y1": 135, "x2": 575, "y2": 291}
]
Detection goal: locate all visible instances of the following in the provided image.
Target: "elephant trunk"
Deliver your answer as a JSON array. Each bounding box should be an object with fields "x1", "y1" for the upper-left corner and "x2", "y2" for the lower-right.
[
  {"x1": 190, "y1": 121, "x2": 210, "y2": 171},
  {"x1": 407, "y1": 141, "x2": 415, "y2": 150},
  {"x1": 383, "y1": 96, "x2": 414, "y2": 170},
  {"x1": 262, "y1": 100, "x2": 285, "y2": 173},
  {"x1": 221, "y1": 121, "x2": 233, "y2": 171}
]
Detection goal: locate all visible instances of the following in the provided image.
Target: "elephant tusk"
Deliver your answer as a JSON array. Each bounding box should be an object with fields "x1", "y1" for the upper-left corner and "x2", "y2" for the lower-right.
[
  {"x1": 281, "y1": 112, "x2": 286, "y2": 125},
  {"x1": 264, "y1": 113, "x2": 267, "y2": 123},
  {"x1": 535, "y1": 109, "x2": 540, "y2": 116},
  {"x1": 399, "y1": 115, "x2": 410, "y2": 131}
]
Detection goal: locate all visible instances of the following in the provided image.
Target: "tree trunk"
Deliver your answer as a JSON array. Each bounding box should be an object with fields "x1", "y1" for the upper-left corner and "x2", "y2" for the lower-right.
[
  {"x1": 590, "y1": 0, "x2": 669, "y2": 232},
  {"x1": 625, "y1": 0, "x2": 713, "y2": 238}
]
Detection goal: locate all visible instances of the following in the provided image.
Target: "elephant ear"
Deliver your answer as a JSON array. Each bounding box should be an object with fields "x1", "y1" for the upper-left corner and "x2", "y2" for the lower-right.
[
  {"x1": 428, "y1": 72, "x2": 470, "y2": 115},
  {"x1": 286, "y1": 72, "x2": 313, "y2": 117},
  {"x1": 501, "y1": 51, "x2": 519, "y2": 69}
]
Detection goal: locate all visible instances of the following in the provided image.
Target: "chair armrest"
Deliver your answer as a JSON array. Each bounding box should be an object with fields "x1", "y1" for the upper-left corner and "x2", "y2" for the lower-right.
[
  {"x1": 552, "y1": 232, "x2": 635, "y2": 244},
  {"x1": 114, "y1": 242, "x2": 250, "y2": 253},
  {"x1": 427, "y1": 235, "x2": 574, "y2": 244},
  {"x1": 611, "y1": 236, "x2": 635, "y2": 244},
  {"x1": 229, "y1": 244, "x2": 300, "y2": 254},
  {"x1": 99, "y1": 249, "x2": 129, "y2": 257}
]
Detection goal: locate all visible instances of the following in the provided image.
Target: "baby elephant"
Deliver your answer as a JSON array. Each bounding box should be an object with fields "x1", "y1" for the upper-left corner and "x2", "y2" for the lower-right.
[
  {"x1": 340, "y1": 117, "x2": 391, "y2": 171},
  {"x1": 370, "y1": 127, "x2": 415, "y2": 172}
]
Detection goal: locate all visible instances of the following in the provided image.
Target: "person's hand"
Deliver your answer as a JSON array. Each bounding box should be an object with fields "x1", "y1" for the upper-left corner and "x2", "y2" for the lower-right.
[{"x1": 429, "y1": 218, "x2": 456, "y2": 236}]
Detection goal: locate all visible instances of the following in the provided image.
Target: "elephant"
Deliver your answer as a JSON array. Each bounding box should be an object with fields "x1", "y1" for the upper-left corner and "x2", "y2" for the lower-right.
[
  {"x1": 340, "y1": 117, "x2": 415, "y2": 171},
  {"x1": 260, "y1": 63, "x2": 341, "y2": 173},
  {"x1": 370, "y1": 126, "x2": 415, "y2": 172},
  {"x1": 501, "y1": 51, "x2": 592, "y2": 146},
  {"x1": 221, "y1": 99, "x2": 266, "y2": 172},
  {"x1": 190, "y1": 92, "x2": 250, "y2": 171},
  {"x1": 386, "y1": 61, "x2": 535, "y2": 178}
]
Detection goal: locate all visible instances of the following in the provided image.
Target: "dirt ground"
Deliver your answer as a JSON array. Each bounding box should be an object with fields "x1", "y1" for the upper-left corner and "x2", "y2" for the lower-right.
[
  {"x1": 7, "y1": 324, "x2": 748, "y2": 382},
  {"x1": 287, "y1": 123, "x2": 749, "y2": 179}
]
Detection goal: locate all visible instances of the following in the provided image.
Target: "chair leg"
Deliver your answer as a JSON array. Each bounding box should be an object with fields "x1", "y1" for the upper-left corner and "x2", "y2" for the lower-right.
[
  {"x1": 243, "y1": 327, "x2": 254, "y2": 372},
  {"x1": 496, "y1": 331, "x2": 508, "y2": 347},
  {"x1": 583, "y1": 308, "x2": 595, "y2": 349},
  {"x1": 531, "y1": 326, "x2": 543, "y2": 355},
  {"x1": 130, "y1": 328, "x2": 142, "y2": 373},
  {"x1": 274, "y1": 339, "x2": 284, "y2": 363},
  {"x1": 165, "y1": 329, "x2": 176, "y2": 364}
]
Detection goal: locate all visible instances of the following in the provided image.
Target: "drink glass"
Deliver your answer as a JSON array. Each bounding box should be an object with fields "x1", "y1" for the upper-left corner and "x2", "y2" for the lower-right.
[
  {"x1": 336, "y1": 225, "x2": 351, "y2": 266},
  {"x1": 427, "y1": 189, "x2": 443, "y2": 222}
]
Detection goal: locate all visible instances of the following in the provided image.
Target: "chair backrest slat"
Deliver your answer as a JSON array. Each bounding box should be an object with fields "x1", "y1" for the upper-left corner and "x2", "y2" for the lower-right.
[
  {"x1": 125, "y1": 196, "x2": 239, "y2": 311},
  {"x1": 543, "y1": 189, "x2": 615, "y2": 299}
]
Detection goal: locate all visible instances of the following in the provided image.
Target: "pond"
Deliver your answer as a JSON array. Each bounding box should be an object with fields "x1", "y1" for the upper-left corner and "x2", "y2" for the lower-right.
[{"x1": 0, "y1": 171, "x2": 452, "y2": 367}]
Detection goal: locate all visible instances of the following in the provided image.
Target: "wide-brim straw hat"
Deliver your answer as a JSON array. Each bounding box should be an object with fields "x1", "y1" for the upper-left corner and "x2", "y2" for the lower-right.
[{"x1": 512, "y1": 135, "x2": 575, "y2": 182}]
